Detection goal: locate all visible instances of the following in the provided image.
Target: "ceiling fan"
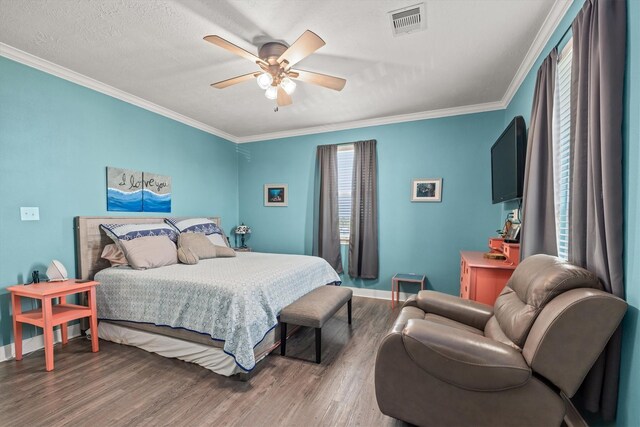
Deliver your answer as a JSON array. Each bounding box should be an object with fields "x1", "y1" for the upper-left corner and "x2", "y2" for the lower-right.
[{"x1": 203, "y1": 30, "x2": 346, "y2": 107}]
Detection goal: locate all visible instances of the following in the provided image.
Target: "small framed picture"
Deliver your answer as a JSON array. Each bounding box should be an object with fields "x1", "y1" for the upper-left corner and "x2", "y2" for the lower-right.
[
  {"x1": 411, "y1": 178, "x2": 442, "y2": 202},
  {"x1": 264, "y1": 184, "x2": 288, "y2": 207}
]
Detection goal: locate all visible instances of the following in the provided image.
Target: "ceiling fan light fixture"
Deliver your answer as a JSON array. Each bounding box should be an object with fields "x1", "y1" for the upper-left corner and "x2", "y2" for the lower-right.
[
  {"x1": 256, "y1": 72, "x2": 273, "y2": 89},
  {"x1": 281, "y1": 77, "x2": 297, "y2": 95},
  {"x1": 265, "y1": 85, "x2": 278, "y2": 100}
]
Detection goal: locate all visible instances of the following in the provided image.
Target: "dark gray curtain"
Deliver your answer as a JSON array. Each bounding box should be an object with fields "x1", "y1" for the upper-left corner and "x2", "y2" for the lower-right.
[
  {"x1": 313, "y1": 144, "x2": 343, "y2": 273},
  {"x1": 569, "y1": 0, "x2": 626, "y2": 420},
  {"x1": 349, "y1": 140, "x2": 378, "y2": 279},
  {"x1": 520, "y1": 50, "x2": 558, "y2": 259}
]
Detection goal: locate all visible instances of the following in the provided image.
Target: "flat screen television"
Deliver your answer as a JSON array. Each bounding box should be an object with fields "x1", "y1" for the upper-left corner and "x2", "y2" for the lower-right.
[{"x1": 491, "y1": 116, "x2": 527, "y2": 204}]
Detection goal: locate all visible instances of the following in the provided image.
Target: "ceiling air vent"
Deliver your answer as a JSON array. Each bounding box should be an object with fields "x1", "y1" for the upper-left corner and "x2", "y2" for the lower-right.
[{"x1": 388, "y1": 3, "x2": 426, "y2": 36}]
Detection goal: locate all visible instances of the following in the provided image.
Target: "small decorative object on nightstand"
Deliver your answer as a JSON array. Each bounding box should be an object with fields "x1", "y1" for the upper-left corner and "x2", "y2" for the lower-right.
[
  {"x1": 391, "y1": 273, "x2": 426, "y2": 308},
  {"x1": 233, "y1": 247, "x2": 252, "y2": 252},
  {"x1": 234, "y1": 223, "x2": 251, "y2": 248},
  {"x1": 8, "y1": 279, "x2": 100, "y2": 371}
]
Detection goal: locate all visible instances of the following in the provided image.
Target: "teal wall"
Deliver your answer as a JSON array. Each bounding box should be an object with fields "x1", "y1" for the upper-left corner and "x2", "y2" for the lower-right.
[
  {"x1": 619, "y1": 0, "x2": 640, "y2": 424},
  {"x1": 0, "y1": 56, "x2": 239, "y2": 347},
  {"x1": 502, "y1": 0, "x2": 639, "y2": 425},
  {"x1": 1, "y1": 2, "x2": 637, "y2": 424},
  {"x1": 237, "y1": 111, "x2": 505, "y2": 295}
]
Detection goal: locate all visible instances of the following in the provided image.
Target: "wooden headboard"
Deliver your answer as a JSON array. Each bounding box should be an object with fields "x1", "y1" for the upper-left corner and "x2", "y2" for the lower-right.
[{"x1": 74, "y1": 216, "x2": 221, "y2": 280}]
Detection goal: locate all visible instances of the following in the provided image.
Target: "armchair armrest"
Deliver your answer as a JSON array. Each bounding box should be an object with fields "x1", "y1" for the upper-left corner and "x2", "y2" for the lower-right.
[
  {"x1": 402, "y1": 319, "x2": 531, "y2": 391},
  {"x1": 415, "y1": 291, "x2": 494, "y2": 330},
  {"x1": 402, "y1": 294, "x2": 418, "y2": 308}
]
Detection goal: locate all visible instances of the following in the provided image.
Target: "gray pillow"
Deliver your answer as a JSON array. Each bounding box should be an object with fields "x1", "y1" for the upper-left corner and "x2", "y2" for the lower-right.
[
  {"x1": 119, "y1": 235, "x2": 178, "y2": 270},
  {"x1": 177, "y1": 247, "x2": 199, "y2": 265},
  {"x1": 178, "y1": 233, "x2": 217, "y2": 259},
  {"x1": 214, "y1": 245, "x2": 236, "y2": 258}
]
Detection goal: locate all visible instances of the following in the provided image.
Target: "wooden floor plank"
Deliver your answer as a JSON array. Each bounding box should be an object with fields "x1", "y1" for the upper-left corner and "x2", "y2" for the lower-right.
[{"x1": 0, "y1": 297, "x2": 407, "y2": 426}]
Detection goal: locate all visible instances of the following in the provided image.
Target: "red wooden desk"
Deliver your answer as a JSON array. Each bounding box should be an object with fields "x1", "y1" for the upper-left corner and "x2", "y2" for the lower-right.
[
  {"x1": 7, "y1": 279, "x2": 100, "y2": 371},
  {"x1": 460, "y1": 251, "x2": 517, "y2": 305}
]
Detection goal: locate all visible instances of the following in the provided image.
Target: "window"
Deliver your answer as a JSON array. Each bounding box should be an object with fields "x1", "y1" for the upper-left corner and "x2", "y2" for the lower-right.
[
  {"x1": 552, "y1": 39, "x2": 573, "y2": 260},
  {"x1": 337, "y1": 144, "x2": 354, "y2": 243}
]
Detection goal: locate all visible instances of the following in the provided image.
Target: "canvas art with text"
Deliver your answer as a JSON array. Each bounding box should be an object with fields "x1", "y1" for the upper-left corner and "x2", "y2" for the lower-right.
[
  {"x1": 107, "y1": 167, "x2": 172, "y2": 212},
  {"x1": 107, "y1": 167, "x2": 143, "y2": 212}
]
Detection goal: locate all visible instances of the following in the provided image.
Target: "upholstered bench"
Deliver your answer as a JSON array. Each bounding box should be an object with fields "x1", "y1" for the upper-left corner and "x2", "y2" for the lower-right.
[{"x1": 280, "y1": 285, "x2": 353, "y2": 363}]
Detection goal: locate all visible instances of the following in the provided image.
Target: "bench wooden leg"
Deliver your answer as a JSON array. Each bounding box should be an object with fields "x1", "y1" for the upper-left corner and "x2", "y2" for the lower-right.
[
  {"x1": 280, "y1": 322, "x2": 287, "y2": 356},
  {"x1": 315, "y1": 328, "x2": 321, "y2": 364},
  {"x1": 348, "y1": 299, "x2": 352, "y2": 325}
]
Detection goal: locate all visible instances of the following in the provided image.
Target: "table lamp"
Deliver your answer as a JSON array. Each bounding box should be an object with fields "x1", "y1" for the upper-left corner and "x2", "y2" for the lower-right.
[{"x1": 235, "y1": 223, "x2": 251, "y2": 248}]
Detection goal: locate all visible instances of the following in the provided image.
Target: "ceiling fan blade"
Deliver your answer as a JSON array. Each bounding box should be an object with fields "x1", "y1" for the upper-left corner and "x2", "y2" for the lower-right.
[
  {"x1": 277, "y1": 30, "x2": 325, "y2": 68},
  {"x1": 211, "y1": 72, "x2": 260, "y2": 89},
  {"x1": 204, "y1": 35, "x2": 265, "y2": 65},
  {"x1": 277, "y1": 86, "x2": 292, "y2": 106},
  {"x1": 289, "y1": 69, "x2": 346, "y2": 91}
]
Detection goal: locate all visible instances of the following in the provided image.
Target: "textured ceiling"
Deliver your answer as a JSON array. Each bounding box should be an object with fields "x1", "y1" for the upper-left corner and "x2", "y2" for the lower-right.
[{"x1": 0, "y1": 0, "x2": 558, "y2": 140}]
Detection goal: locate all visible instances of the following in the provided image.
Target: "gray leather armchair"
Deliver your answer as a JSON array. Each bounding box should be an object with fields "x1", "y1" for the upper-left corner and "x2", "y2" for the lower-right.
[{"x1": 375, "y1": 254, "x2": 627, "y2": 426}]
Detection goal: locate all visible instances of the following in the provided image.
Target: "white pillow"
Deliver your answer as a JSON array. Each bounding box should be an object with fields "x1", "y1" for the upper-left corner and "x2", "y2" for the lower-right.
[
  {"x1": 100, "y1": 223, "x2": 178, "y2": 245},
  {"x1": 164, "y1": 217, "x2": 229, "y2": 247}
]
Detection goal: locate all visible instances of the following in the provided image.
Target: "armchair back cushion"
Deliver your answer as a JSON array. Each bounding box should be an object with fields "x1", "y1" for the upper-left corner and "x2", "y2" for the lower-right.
[
  {"x1": 522, "y1": 288, "x2": 627, "y2": 396},
  {"x1": 493, "y1": 254, "x2": 601, "y2": 347}
]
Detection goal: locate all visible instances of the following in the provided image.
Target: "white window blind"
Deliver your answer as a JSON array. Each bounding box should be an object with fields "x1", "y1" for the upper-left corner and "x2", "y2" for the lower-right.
[
  {"x1": 337, "y1": 144, "x2": 354, "y2": 242},
  {"x1": 552, "y1": 39, "x2": 573, "y2": 261}
]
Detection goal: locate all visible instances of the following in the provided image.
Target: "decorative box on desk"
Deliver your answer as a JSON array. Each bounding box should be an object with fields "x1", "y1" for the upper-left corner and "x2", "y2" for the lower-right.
[
  {"x1": 460, "y1": 238, "x2": 520, "y2": 305},
  {"x1": 488, "y1": 237, "x2": 520, "y2": 265}
]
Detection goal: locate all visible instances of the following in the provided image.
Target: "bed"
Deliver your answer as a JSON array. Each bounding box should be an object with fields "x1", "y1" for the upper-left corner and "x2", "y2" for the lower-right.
[{"x1": 74, "y1": 216, "x2": 341, "y2": 377}]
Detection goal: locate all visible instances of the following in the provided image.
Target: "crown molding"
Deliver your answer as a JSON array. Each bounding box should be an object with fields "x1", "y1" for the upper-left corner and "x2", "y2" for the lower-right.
[
  {"x1": 0, "y1": 42, "x2": 238, "y2": 143},
  {"x1": 500, "y1": 0, "x2": 573, "y2": 107},
  {"x1": 1, "y1": 0, "x2": 571, "y2": 145},
  {"x1": 235, "y1": 101, "x2": 506, "y2": 143},
  {"x1": 235, "y1": 0, "x2": 573, "y2": 144}
]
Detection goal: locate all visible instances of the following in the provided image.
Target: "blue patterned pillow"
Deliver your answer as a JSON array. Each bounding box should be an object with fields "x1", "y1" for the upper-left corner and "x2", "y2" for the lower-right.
[
  {"x1": 100, "y1": 223, "x2": 179, "y2": 244},
  {"x1": 164, "y1": 218, "x2": 222, "y2": 236}
]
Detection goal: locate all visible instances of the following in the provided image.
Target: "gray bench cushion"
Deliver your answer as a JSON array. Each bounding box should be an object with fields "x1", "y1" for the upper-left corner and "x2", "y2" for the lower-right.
[{"x1": 281, "y1": 286, "x2": 352, "y2": 328}]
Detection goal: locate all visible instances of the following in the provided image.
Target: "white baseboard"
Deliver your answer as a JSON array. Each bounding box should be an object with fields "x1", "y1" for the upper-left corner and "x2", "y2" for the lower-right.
[
  {"x1": 346, "y1": 286, "x2": 414, "y2": 303},
  {"x1": 0, "y1": 324, "x2": 82, "y2": 363}
]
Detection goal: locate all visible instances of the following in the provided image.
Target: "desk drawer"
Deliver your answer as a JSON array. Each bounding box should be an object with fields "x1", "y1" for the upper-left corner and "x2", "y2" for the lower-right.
[{"x1": 460, "y1": 259, "x2": 470, "y2": 299}]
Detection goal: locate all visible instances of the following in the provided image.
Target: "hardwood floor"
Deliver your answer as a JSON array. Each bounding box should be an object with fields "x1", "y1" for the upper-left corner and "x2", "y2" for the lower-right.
[{"x1": 0, "y1": 297, "x2": 408, "y2": 427}]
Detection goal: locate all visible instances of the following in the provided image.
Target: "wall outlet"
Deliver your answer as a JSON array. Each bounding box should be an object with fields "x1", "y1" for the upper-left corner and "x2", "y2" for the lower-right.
[{"x1": 20, "y1": 207, "x2": 40, "y2": 221}]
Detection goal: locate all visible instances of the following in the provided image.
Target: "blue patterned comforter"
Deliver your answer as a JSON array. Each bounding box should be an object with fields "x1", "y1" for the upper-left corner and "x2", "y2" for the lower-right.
[{"x1": 94, "y1": 252, "x2": 341, "y2": 371}]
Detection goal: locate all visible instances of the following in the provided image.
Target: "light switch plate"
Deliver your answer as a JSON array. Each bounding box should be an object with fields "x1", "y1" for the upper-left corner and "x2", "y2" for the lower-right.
[{"x1": 20, "y1": 207, "x2": 40, "y2": 221}]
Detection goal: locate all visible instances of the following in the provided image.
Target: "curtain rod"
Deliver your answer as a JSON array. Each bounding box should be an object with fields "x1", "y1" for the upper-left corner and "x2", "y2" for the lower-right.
[{"x1": 554, "y1": 23, "x2": 573, "y2": 51}]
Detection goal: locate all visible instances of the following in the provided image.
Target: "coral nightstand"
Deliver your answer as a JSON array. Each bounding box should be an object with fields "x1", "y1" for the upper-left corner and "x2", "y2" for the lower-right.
[{"x1": 8, "y1": 279, "x2": 100, "y2": 371}]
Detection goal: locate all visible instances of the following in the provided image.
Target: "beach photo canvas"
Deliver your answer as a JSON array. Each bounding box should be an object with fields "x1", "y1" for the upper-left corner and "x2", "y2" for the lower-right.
[
  {"x1": 106, "y1": 167, "x2": 143, "y2": 212},
  {"x1": 142, "y1": 172, "x2": 172, "y2": 212}
]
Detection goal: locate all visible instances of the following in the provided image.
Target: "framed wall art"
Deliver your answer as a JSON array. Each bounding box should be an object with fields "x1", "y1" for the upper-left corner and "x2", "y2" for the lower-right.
[
  {"x1": 411, "y1": 178, "x2": 442, "y2": 202},
  {"x1": 264, "y1": 184, "x2": 288, "y2": 207}
]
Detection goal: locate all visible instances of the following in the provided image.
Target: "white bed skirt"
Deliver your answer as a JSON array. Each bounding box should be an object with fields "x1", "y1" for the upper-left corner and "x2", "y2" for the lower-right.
[{"x1": 95, "y1": 322, "x2": 244, "y2": 377}]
